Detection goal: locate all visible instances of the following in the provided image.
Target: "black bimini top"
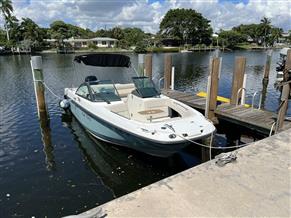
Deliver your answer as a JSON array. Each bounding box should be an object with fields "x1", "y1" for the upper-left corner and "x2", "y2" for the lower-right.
[{"x1": 74, "y1": 53, "x2": 131, "y2": 68}]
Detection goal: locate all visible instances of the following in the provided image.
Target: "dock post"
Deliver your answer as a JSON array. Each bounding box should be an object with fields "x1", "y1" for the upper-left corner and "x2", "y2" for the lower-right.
[
  {"x1": 263, "y1": 50, "x2": 272, "y2": 81},
  {"x1": 144, "y1": 54, "x2": 153, "y2": 79},
  {"x1": 31, "y1": 56, "x2": 47, "y2": 118},
  {"x1": 230, "y1": 57, "x2": 246, "y2": 105},
  {"x1": 164, "y1": 54, "x2": 172, "y2": 90},
  {"x1": 138, "y1": 54, "x2": 145, "y2": 76},
  {"x1": 261, "y1": 50, "x2": 272, "y2": 109},
  {"x1": 205, "y1": 57, "x2": 221, "y2": 123},
  {"x1": 276, "y1": 49, "x2": 291, "y2": 132},
  {"x1": 31, "y1": 56, "x2": 55, "y2": 170}
]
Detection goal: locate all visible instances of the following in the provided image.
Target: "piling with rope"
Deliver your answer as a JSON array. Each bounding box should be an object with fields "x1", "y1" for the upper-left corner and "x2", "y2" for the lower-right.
[{"x1": 31, "y1": 56, "x2": 48, "y2": 118}]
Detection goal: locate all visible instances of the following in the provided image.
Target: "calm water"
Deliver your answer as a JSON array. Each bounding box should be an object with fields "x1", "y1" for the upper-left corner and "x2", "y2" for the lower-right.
[{"x1": 0, "y1": 50, "x2": 289, "y2": 217}]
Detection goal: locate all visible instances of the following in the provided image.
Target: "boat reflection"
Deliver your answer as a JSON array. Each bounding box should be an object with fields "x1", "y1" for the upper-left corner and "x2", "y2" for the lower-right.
[{"x1": 61, "y1": 111, "x2": 197, "y2": 197}]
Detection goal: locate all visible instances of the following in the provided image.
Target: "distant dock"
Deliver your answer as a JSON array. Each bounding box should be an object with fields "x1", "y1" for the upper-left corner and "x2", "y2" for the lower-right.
[{"x1": 69, "y1": 128, "x2": 291, "y2": 218}]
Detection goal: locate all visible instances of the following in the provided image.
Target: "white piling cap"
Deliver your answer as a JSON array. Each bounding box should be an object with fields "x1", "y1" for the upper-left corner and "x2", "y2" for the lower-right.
[
  {"x1": 31, "y1": 56, "x2": 43, "y2": 70},
  {"x1": 138, "y1": 54, "x2": 144, "y2": 64}
]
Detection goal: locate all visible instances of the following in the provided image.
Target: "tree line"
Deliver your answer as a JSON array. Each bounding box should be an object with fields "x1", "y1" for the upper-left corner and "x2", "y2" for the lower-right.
[{"x1": 0, "y1": 0, "x2": 290, "y2": 52}]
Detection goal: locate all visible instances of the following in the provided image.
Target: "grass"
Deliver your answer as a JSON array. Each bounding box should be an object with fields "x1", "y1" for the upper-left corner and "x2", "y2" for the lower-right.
[
  {"x1": 234, "y1": 43, "x2": 265, "y2": 50},
  {"x1": 147, "y1": 47, "x2": 180, "y2": 53}
]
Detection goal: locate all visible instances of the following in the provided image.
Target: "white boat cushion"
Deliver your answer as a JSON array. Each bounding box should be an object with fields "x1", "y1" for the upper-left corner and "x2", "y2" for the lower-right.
[{"x1": 127, "y1": 94, "x2": 169, "y2": 122}]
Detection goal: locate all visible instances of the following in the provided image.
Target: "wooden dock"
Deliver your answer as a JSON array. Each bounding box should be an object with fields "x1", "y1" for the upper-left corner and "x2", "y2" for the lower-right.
[{"x1": 162, "y1": 89, "x2": 291, "y2": 135}]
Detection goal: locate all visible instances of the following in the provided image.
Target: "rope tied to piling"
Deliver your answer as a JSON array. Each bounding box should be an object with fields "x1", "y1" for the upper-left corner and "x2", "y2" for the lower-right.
[
  {"x1": 166, "y1": 130, "x2": 250, "y2": 150},
  {"x1": 33, "y1": 79, "x2": 63, "y2": 100}
]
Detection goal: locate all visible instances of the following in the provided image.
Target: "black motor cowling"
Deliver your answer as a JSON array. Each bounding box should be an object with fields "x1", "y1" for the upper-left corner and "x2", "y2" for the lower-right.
[{"x1": 85, "y1": 75, "x2": 98, "y2": 82}]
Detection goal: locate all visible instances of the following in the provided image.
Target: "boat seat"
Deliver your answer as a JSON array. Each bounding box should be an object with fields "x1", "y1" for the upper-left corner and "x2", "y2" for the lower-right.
[
  {"x1": 115, "y1": 83, "x2": 135, "y2": 98},
  {"x1": 127, "y1": 94, "x2": 169, "y2": 122},
  {"x1": 107, "y1": 102, "x2": 130, "y2": 119}
]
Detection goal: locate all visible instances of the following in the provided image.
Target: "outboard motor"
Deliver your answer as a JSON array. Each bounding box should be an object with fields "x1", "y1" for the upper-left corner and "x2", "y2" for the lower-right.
[{"x1": 85, "y1": 75, "x2": 98, "y2": 83}]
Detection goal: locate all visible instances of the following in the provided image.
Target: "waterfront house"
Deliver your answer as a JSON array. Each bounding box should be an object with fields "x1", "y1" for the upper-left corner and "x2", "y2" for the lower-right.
[
  {"x1": 65, "y1": 37, "x2": 117, "y2": 48},
  {"x1": 44, "y1": 37, "x2": 118, "y2": 49},
  {"x1": 277, "y1": 32, "x2": 291, "y2": 45}
]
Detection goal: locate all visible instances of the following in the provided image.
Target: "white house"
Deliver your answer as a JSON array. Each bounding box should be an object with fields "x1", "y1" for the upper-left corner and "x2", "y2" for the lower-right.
[
  {"x1": 65, "y1": 37, "x2": 117, "y2": 48},
  {"x1": 45, "y1": 37, "x2": 118, "y2": 48}
]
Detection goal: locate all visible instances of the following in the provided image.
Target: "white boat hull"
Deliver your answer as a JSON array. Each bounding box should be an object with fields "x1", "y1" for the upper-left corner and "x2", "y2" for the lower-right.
[{"x1": 65, "y1": 86, "x2": 215, "y2": 157}]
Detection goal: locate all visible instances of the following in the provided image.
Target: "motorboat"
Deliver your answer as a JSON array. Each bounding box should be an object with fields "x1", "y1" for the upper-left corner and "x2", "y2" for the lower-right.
[{"x1": 61, "y1": 53, "x2": 215, "y2": 157}]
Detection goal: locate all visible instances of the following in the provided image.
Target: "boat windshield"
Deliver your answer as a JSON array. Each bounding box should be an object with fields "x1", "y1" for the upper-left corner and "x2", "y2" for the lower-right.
[
  {"x1": 132, "y1": 76, "x2": 160, "y2": 98},
  {"x1": 89, "y1": 80, "x2": 121, "y2": 103}
]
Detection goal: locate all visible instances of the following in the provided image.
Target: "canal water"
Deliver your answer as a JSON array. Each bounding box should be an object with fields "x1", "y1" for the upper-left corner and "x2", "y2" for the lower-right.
[{"x1": 0, "y1": 50, "x2": 289, "y2": 217}]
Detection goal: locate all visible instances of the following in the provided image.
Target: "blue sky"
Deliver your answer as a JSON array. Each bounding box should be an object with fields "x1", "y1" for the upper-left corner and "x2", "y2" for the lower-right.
[
  {"x1": 219, "y1": 0, "x2": 249, "y2": 3},
  {"x1": 6, "y1": 0, "x2": 291, "y2": 33}
]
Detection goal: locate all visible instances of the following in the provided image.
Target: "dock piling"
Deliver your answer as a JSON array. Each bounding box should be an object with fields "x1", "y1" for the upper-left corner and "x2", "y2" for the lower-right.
[
  {"x1": 164, "y1": 54, "x2": 172, "y2": 90},
  {"x1": 205, "y1": 57, "x2": 221, "y2": 123},
  {"x1": 144, "y1": 54, "x2": 153, "y2": 79},
  {"x1": 31, "y1": 56, "x2": 47, "y2": 118},
  {"x1": 261, "y1": 50, "x2": 272, "y2": 109},
  {"x1": 230, "y1": 56, "x2": 246, "y2": 105},
  {"x1": 263, "y1": 50, "x2": 272, "y2": 80},
  {"x1": 31, "y1": 56, "x2": 54, "y2": 169},
  {"x1": 276, "y1": 49, "x2": 291, "y2": 132}
]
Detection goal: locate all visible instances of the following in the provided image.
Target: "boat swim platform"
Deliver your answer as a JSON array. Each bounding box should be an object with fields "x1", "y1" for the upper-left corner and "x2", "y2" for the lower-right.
[
  {"x1": 162, "y1": 89, "x2": 291, "y2": 135},
  {"x1": 66, "y1": 128, "x2": 291, "y2": 218}
]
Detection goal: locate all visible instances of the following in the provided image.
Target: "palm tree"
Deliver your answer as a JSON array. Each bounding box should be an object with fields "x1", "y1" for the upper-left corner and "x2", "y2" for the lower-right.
[
  {"x1": 0, "y1": 0, "x2": 14, "y2": 41},
  {"x1": 269, "y1": 27, "x2": 283, "y2": 46},
  {"x1": 260, "y1": 17, "x2": 271, "y2": 48}
]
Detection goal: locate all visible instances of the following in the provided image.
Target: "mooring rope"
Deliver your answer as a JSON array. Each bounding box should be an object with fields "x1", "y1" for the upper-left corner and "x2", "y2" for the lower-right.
[
  {"x1": 33, "y1": 80, "x2": 63, "y2": 100},
  {"x1": 269, "y1": 122, "x2": 276, "y2": 137},
  {"x1": 161, "y1": 125, "x2": 254, "y2": 150}
]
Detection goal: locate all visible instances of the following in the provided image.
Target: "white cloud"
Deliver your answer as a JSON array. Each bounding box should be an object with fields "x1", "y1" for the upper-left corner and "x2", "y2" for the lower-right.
[{"x1": 1, "y1": 0, "x2": 289, "y2": 33}]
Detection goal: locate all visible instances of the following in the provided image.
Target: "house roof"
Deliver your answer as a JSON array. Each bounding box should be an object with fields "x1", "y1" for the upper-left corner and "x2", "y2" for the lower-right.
[
  {"x1": 91, "y1": 37, "x2": 117, "y2": 41},
  {"x1": 44, "y1": 37, "x2": 118, "y2": 43}
]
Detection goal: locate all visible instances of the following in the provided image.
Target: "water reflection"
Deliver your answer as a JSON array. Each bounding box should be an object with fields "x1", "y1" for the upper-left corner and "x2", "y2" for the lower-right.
[
  {"x1": 253, "y1": 65, "x2": 264, "y2": 75},
  {"x1": 61, "y1": 112, "x2": 201, "y2": 197},
  {"x1": 39, "y1": 111, "x2": 56, "y2": 171},
  {"x1": 175, "y1": 65, "x2": 205, "y2": 91}
]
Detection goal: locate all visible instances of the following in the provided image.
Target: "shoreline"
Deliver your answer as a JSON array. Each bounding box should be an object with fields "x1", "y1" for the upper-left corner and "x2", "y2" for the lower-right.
[{"x1": 0, "y1": 46, "x2": 288, "y2": 56}]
